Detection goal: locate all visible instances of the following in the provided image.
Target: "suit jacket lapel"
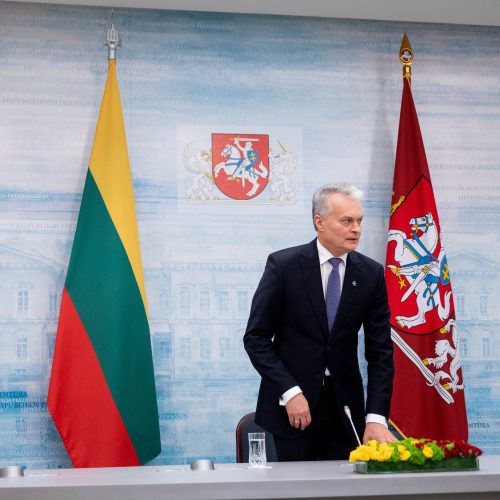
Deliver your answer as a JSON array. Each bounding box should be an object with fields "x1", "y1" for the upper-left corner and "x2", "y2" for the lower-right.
[
  {"x1": 334, "y1": 251, "x2": 362, "y2": 327},
  {"x1": 299, "y1": 240, "x2": 329, "y2": 338}
]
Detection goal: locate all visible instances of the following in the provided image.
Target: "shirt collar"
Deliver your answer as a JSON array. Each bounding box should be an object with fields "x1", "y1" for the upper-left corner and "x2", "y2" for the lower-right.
[{"x1": 317, "y1": 239, "x2": 348, "y2": 266}]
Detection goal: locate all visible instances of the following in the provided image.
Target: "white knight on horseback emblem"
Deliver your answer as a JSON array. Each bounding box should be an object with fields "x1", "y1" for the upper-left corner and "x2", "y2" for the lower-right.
[
  {"x1": 212, "y1": 133, "x2": 269, "y2": 200},
  {"x1": 387, "y1": 211, "x2": 464, "y2": 403},
  {"x1": 388, "y1": 212, "x2": 451, "y2": 329}
]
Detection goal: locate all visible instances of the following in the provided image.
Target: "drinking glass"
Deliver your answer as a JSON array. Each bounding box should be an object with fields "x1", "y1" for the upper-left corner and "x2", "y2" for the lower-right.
[{"x1": 248, "y1": 432, "x2": 267, "y2": 468}]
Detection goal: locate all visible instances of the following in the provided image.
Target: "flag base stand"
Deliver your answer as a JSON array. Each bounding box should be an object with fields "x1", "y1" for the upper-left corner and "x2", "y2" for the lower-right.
[{"x1": 353, "y1": 456, "x2": 479, "y2": 474}]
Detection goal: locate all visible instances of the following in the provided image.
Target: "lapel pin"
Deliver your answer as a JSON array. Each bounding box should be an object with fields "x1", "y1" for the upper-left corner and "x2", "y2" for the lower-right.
[{"x1": 352, "y1": 281, "x2": 357, "y2": 287}]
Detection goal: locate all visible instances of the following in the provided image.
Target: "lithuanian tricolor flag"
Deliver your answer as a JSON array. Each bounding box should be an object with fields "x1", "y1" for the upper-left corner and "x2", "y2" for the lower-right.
[{"x1": 48, "y1": 59, "x2": 161, "y2": 468}]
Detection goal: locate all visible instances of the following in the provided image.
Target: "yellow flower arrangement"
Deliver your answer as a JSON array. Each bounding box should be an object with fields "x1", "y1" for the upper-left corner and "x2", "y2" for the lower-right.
[{"x1": 350, "y1": 438, "x2": 482, "y2": 473}]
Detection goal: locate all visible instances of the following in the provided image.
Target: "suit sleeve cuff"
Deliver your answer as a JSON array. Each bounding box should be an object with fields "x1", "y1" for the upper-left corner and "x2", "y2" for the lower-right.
[
  {"x1": 279, "y1": 386, "x2": 302, "y2": 406},
  {"x1": 366, "y1": 413, "x2": 388, "y2": 427}
]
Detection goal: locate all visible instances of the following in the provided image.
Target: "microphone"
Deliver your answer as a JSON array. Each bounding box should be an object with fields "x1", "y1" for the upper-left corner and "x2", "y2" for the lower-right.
[{"x1": 344, "y1": 405, "x2": 361, "y2": 446}]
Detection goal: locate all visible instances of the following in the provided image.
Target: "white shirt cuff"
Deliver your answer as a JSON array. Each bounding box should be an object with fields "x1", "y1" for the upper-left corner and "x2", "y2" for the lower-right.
[
  {"x1": 366, "y1": 413, "x2": 388, "y2": 427},
  {"x1": 279, "y1": 389, "x2": 388, "y2": 429},
  {"x1": 279, "y1": 386, "x2": 302, "y2": 406}
]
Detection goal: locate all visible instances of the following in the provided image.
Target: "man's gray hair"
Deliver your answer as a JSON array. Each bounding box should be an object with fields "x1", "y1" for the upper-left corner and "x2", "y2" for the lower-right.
[{"x1": 312, "y1": 182, "x2": 363, "y2": 230}]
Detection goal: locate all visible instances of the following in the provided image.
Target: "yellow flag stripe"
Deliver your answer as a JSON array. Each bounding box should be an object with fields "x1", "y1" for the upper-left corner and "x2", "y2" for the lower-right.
[{"x1": 88, "y1": 59, "x2": 147, "y2": 314}]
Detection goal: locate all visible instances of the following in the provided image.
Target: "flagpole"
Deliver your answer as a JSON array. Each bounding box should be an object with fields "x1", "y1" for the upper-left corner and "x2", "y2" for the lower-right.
[
  {"x1": 48, "y1": 9, "x2": 161, "y2": 467},
  {"x1": 400, "y1": 32, "x2": 413, "y2": 84}
]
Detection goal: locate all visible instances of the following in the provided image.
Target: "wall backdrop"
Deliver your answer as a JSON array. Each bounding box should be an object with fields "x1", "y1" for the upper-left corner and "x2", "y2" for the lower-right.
[{"x1": 0, "y1": 0, "x2": 499, "y2": 468}]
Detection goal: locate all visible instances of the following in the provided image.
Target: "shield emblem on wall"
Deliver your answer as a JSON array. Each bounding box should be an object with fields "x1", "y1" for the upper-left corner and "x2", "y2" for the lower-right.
[{"x1": 212, "y1": 133, "x2": 270, "y2": 200}]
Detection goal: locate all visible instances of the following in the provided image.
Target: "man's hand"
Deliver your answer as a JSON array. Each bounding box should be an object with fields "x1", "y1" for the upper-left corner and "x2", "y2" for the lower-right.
[
  {"x1": 285, "y1": 393, "x2": 311, "y2": 431},
  {"x1": 362, "y1": 422, "x2": 397, "y2": 443}
]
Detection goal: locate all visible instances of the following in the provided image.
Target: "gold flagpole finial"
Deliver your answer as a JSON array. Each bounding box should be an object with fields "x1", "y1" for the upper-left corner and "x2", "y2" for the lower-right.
[{"x1": 400, "y1": 32, "x2": 413, "y2": 82}]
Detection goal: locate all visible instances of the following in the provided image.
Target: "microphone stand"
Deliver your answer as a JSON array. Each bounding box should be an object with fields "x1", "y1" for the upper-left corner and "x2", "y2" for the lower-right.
[{"x1": 344, "y1": 406, "x2": 362, "y2": 446}]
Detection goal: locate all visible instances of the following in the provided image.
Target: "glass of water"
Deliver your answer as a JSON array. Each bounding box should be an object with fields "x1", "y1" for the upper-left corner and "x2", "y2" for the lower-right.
[{"x1": 248, "y1": 432, "x2": 267, "y2": 468}]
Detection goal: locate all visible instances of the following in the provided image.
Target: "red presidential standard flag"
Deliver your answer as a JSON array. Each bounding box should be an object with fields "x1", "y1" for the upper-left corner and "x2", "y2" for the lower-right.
[{"x1": 385, "y1": 76, "x2": 468, "y2": 441}]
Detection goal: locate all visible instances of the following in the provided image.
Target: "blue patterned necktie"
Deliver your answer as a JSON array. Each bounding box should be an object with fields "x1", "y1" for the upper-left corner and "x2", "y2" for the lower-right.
[{"x1": 326, "y1": 257, "x2": 342, "y2": 331}]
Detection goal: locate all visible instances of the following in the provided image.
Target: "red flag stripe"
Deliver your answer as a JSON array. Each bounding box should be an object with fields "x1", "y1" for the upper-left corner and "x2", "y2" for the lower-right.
[{"x1": 47, "y1": 289, "x2": 140, "y2": 467}]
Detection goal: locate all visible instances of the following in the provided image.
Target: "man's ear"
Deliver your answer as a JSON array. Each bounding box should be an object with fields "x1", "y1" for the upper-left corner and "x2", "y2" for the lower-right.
[{"x1": 314, "y1": 215, "x2": 323, "y2": 232}]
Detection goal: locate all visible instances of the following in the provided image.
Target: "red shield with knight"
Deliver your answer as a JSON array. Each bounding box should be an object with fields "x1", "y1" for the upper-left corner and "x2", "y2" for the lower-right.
[
  {"x1": 386, "y1": 176, "x2": 464, "y2": 403},
  {"x1": 212, "y1": 133, "x2": 269, "y2": 200}
]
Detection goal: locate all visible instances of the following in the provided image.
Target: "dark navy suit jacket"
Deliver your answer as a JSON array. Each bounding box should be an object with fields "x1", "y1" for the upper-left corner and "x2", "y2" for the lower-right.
[{"x1": 244, "y1": 239, "x2": 394, "y2": 440}]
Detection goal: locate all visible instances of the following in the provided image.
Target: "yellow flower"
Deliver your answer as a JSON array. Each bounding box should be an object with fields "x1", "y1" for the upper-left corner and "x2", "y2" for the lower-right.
[
  {"x1": 349, "y1": 446, "x2": 364, "y2": 462},
  {"x1": 376, "y1": 443, "x2": 393, "y2": 461},
  {"x1": 351, "y1": 441, "x2": 394, "y2": 462},
  {"x1": 423, "y1": 446, "x2": 433, "y2": 458},
  {"x1": 349, "y1": 446, "x2": 372, "y2": 462},
  {"x1": 397, "y1": 445, "x2": 407, "y2": 453},
  {"x1": 349, "y1": 442, "x2": 390, "y2": 462},
  {"x1": 400, "y1": 450, "x2": 411, "y2": 461}
]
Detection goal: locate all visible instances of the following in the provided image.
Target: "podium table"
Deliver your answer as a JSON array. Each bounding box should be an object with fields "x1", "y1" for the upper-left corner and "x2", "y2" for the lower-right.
[{"x1": 1, "y1": 456, "x2": 499, "y2": 500}]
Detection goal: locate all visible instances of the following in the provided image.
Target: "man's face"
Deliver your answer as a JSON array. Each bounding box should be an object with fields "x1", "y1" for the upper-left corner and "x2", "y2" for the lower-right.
[{"x1": 315, "y1": 193, "x2": 363, "y2": 256}]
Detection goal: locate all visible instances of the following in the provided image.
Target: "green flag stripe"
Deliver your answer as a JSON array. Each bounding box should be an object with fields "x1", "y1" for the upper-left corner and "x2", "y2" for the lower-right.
[{"x1": 65, "y1": 169, "x2": 160, "y2": 464}]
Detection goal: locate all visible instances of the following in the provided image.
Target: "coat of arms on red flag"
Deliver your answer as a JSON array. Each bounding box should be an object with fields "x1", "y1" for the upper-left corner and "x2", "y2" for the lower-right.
[
  {"x1": 386, "y1": 70, "x2": 468, "y2": 441},
  {"x1": 387, "y1": 177, "x2": 453, "y2": 336},
  {"x1": 212, "y1": 133, "x2": 269, "y2": 200}
]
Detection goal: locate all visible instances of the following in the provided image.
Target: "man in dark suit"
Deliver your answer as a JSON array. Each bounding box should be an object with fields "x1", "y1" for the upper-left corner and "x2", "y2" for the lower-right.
[{"x1": 244, "y1": 182, "x2": 395, "y2": 461}]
